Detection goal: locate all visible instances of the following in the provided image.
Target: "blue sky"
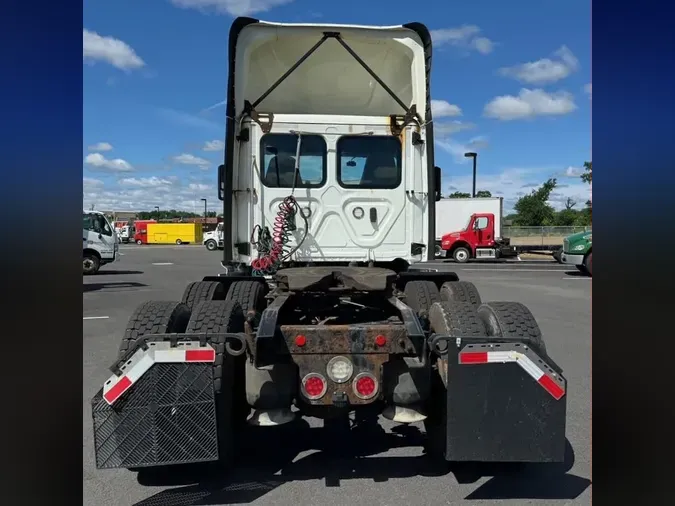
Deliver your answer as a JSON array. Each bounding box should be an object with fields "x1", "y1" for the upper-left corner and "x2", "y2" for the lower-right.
[{"x1": 83, "y1": 0, "x2": 591, "y2": 215}]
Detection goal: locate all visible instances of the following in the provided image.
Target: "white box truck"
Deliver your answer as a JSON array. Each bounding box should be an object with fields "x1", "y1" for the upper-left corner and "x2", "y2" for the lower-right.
[{"x1": 83, "y1": 211, "x2": 118, "y2": 274}]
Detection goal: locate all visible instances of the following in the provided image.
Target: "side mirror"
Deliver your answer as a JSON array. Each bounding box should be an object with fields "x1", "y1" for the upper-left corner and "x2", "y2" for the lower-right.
[{"x1": 434, "y1": 166, "x2": 442, "y2": 201}]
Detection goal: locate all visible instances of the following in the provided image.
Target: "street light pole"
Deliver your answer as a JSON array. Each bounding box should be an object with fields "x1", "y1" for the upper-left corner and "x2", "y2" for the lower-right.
[
  {"x1": 464, "y1": 152, "x2": 478, "y2": 197},
  {"x1": 200, "y1": 198, "x2": 207, "y2": 224},
  {"x1": 154, "y1": 206, "x2": 160, "y2": 220}
]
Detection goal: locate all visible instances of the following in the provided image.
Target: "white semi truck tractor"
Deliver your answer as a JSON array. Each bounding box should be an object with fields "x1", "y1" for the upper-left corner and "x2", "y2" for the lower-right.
[{"x1": 91, "y1": 18, "x2": 567, "y2": 474}]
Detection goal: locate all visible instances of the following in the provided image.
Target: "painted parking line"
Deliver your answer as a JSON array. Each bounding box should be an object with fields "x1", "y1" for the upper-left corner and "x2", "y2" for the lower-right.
[
  {"x1": 152, "y1": 262, "x2": 174, "y2": 266},
  {"x1": 83, "y1": 316, "x2": 109, "y2": 320},
  {"x1": 462, "y1": 268, "x2": 572, "y2": 272}
]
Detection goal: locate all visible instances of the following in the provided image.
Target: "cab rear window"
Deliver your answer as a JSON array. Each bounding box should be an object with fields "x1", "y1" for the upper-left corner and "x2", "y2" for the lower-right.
[
  {"x1": 260, "y1": 133, "x2": 327, "y2": 188},
  {"x1": 337, "y1": 136, "x2": 402, "y2": 189}
]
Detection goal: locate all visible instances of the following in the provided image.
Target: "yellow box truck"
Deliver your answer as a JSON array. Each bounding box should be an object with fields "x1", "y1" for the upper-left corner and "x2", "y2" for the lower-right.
[{"x1": 146, "y1": 223, "x2": 203, "y2": 245}]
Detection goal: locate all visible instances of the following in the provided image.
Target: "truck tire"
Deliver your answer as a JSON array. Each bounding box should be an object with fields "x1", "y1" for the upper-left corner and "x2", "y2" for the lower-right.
[
  {"x1": 453, "y1": 247, "x2": 470, "y2": 263},
  {"x1": 226, "y1": 280, "x2": 268, "y2": 315},
  {"x1": 584, "y1": 252, "x2": 592, "y2": 276},
  {"x1": 83, "y1": 253, "x2": 100, "y2": 275},
  {"x1": 186, "y1": 300, "x2": 245, "y2": 393},
  {"x1": 425, "y1": 301, "x2": 488, "y2": 459},
  {"x1": 136, "y1": 239, "x2": 143, "y2": 245},
  {"x1": 186, "y1": 300, "x2": 249, "y2": 448},
  {"x1": 553, "y1": 247, "x2": 563, "y2": 263},
  {"x1": 439, "y1": 281, "x2": 482, "y2": 307},
  {"x1": 118, "y1": 301, "x2": 191, "y2": 358},
  {"x1": 476, "y1": 301, "x2": 546, "y2": 354},
  {"x1": 403, "y1": 280, "x2": 441, "y2": 315},
  {"x1": 175, "y1": 239, "x2": 182, "y2": 245},
  {"x1": 576, "y1": 265, "x2": 587, "y2": 274},
  {"x1": 205, "y1": 239, "x2": 218, "y2": 251},
  {"x1": 181, "y1": 281, "x2": 226, "y2": 310}
]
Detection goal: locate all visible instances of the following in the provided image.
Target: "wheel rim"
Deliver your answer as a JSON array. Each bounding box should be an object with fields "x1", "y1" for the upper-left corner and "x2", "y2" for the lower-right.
[
  {"x1": 136, "y1": 240, "x2": 142, "y2": 245},
  {"x1": 456, "y1": 250, "x2": 468, "y2": 261},
  {"x1": 83, "y1": 259, "x2": 94, "y2": 270}
]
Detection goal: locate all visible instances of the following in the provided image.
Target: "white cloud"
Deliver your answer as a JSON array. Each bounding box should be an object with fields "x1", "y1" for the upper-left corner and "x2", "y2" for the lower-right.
[
  {"x1": 189, "y1": 183, "x2": 211, "y2": 191},
  {"x1": 119, "y1": 176, "x2": 173, "y2": 188},
  {"x1": 202, "y1": 140, "x2": 224, "y2": 152},
  {"x1": 87, "y1": 142, "x2": 113, "y2": 152},
  {"x1": 441, "y1": 167, "x2": 592, "y2": 213},
  {"x1": 83, "y1": 177, "x2": 104, "y2": 189},
  {"x1": 173, "y1": 153, "x2": 210, "y2": 169},
  {"x1": 431, "y1": 100, "x2": 462, "y2": 118},
  {"x1": 436, "y1": 136, "x2": 489, "y2": 163},
  {"x1": 83, "y1": 29, "x2": 145, "y2": 71},
  {"x1": 431, "y1": 25, "x2": 495, "y2": 54},
  {"x1": 433, "y1": 121, "x2": 475, "y2": 136},
  {"x1": 484, "y1": 88, "x2": 577, "y2": 121},
  {"x1": 563, "y1": 166, "x2": 583, "y2": 177},
  {"x1": 471, "y1": 37, "x2": 494, "y2": 55},
  {"x1": 584, "y1": 83, "x2": 592, "y2": 99},
  {"x1": 169, "y1": 0, "x2": 295, "y2": 16},
  {"x1": 498, "y1": 46, "x2": 580, "y2": 85},
  {"x1": 83, "y1": 182, "x2": 220, "y2": 214},
  {"x1": 84, "y1": 153, "x2": 134, "y2": 172}
]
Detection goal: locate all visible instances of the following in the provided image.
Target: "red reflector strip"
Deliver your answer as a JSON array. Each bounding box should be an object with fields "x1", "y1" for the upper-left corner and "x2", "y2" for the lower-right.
[
  {"x1": 538, "y1": 374, "x2": 565, "y2": 400},
  {"x1": 185, "y1": 349, "x2": 216, "y2": 362},
  {"x1": 459, "y1": 351, "x2": 488, "y2": 364},
  {"x1": 103, "y1": 376, "x2": 132, "y2": 404}
]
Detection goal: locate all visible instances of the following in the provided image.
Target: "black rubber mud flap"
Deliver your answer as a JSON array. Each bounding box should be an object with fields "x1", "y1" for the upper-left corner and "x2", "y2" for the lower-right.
[
  {"x1": 443, "y1": 338, "x2": 567, "y2": 463},
  {"x1": 92, "y1": 359, "x2": 219, "y2": 469}
]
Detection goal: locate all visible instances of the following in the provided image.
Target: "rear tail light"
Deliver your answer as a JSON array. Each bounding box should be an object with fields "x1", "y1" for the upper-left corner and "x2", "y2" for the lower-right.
[
  {"x1": 301, "y1": 373, "x2": 327, "y2": 400},
  {"x1": 352, "y1": 372, "x2": 378, "y2": 400}
]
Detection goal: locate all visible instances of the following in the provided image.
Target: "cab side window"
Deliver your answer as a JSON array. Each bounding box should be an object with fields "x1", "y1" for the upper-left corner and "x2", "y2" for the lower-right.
[
  {"x1": 83, "y1": 213, "x2": 112, "y2": 236},
  {"x1": 475, "y1": 217, "x2": 489, "y2": 230},
  {"x1": 83, "y1": 213, "x2": 95, "y2": 232}
]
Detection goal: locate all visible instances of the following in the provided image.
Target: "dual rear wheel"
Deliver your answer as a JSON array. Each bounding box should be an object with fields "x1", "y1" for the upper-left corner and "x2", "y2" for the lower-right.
[
  {"x1": 402, "y1": 280, "x2": 545, "y2": 461},
  {"x1": 117, "y1": 279, "x2": 269, "y2": 468}
]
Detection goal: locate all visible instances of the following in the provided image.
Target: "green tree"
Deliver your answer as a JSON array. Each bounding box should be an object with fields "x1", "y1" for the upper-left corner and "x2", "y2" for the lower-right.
[
  {"x1": 448, "y1": 191, "x2": 471, "y2": 198},
  {"x1": 475, "y1": 190, "x2": 492, "y2": 198},
  {"x1": 512, "y1": 178, "x2": 557, "y2": 226},
  {"x1": 580, "y1": 161, "x2": 592, "y2": 184}
]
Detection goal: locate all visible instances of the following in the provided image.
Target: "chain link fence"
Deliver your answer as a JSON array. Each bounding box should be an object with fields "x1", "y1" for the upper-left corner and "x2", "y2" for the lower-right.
[{"x1": 504, "y1": 226, "x2": 591, "y2": 247}]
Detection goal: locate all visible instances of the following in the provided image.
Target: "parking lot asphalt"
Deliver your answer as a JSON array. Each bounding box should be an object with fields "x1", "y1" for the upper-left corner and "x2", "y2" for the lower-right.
[{"x1": 83, "y1": 245, "x2": 591, "y2": 506}]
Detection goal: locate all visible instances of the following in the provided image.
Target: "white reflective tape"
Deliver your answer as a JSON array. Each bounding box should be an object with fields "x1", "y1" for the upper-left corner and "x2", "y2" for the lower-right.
[
  {"x1": 124, "y1": 354, "x2": 155, "y2": 383},
  {"x1": 483, "y1": 350, "x2": 545, "y2": 381},
  {"x1": 514, "y1": 353, "x2": 545, "y2": 381},
  {"x1": 101, "y1": 341, "x2": 215, "y2": 405},
  {"x1": 486, "y1": 351, "x2": 517, "y2": 363},
  {"x1": 154, "y1": 348, "x2": 187, "y2": 363}
]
